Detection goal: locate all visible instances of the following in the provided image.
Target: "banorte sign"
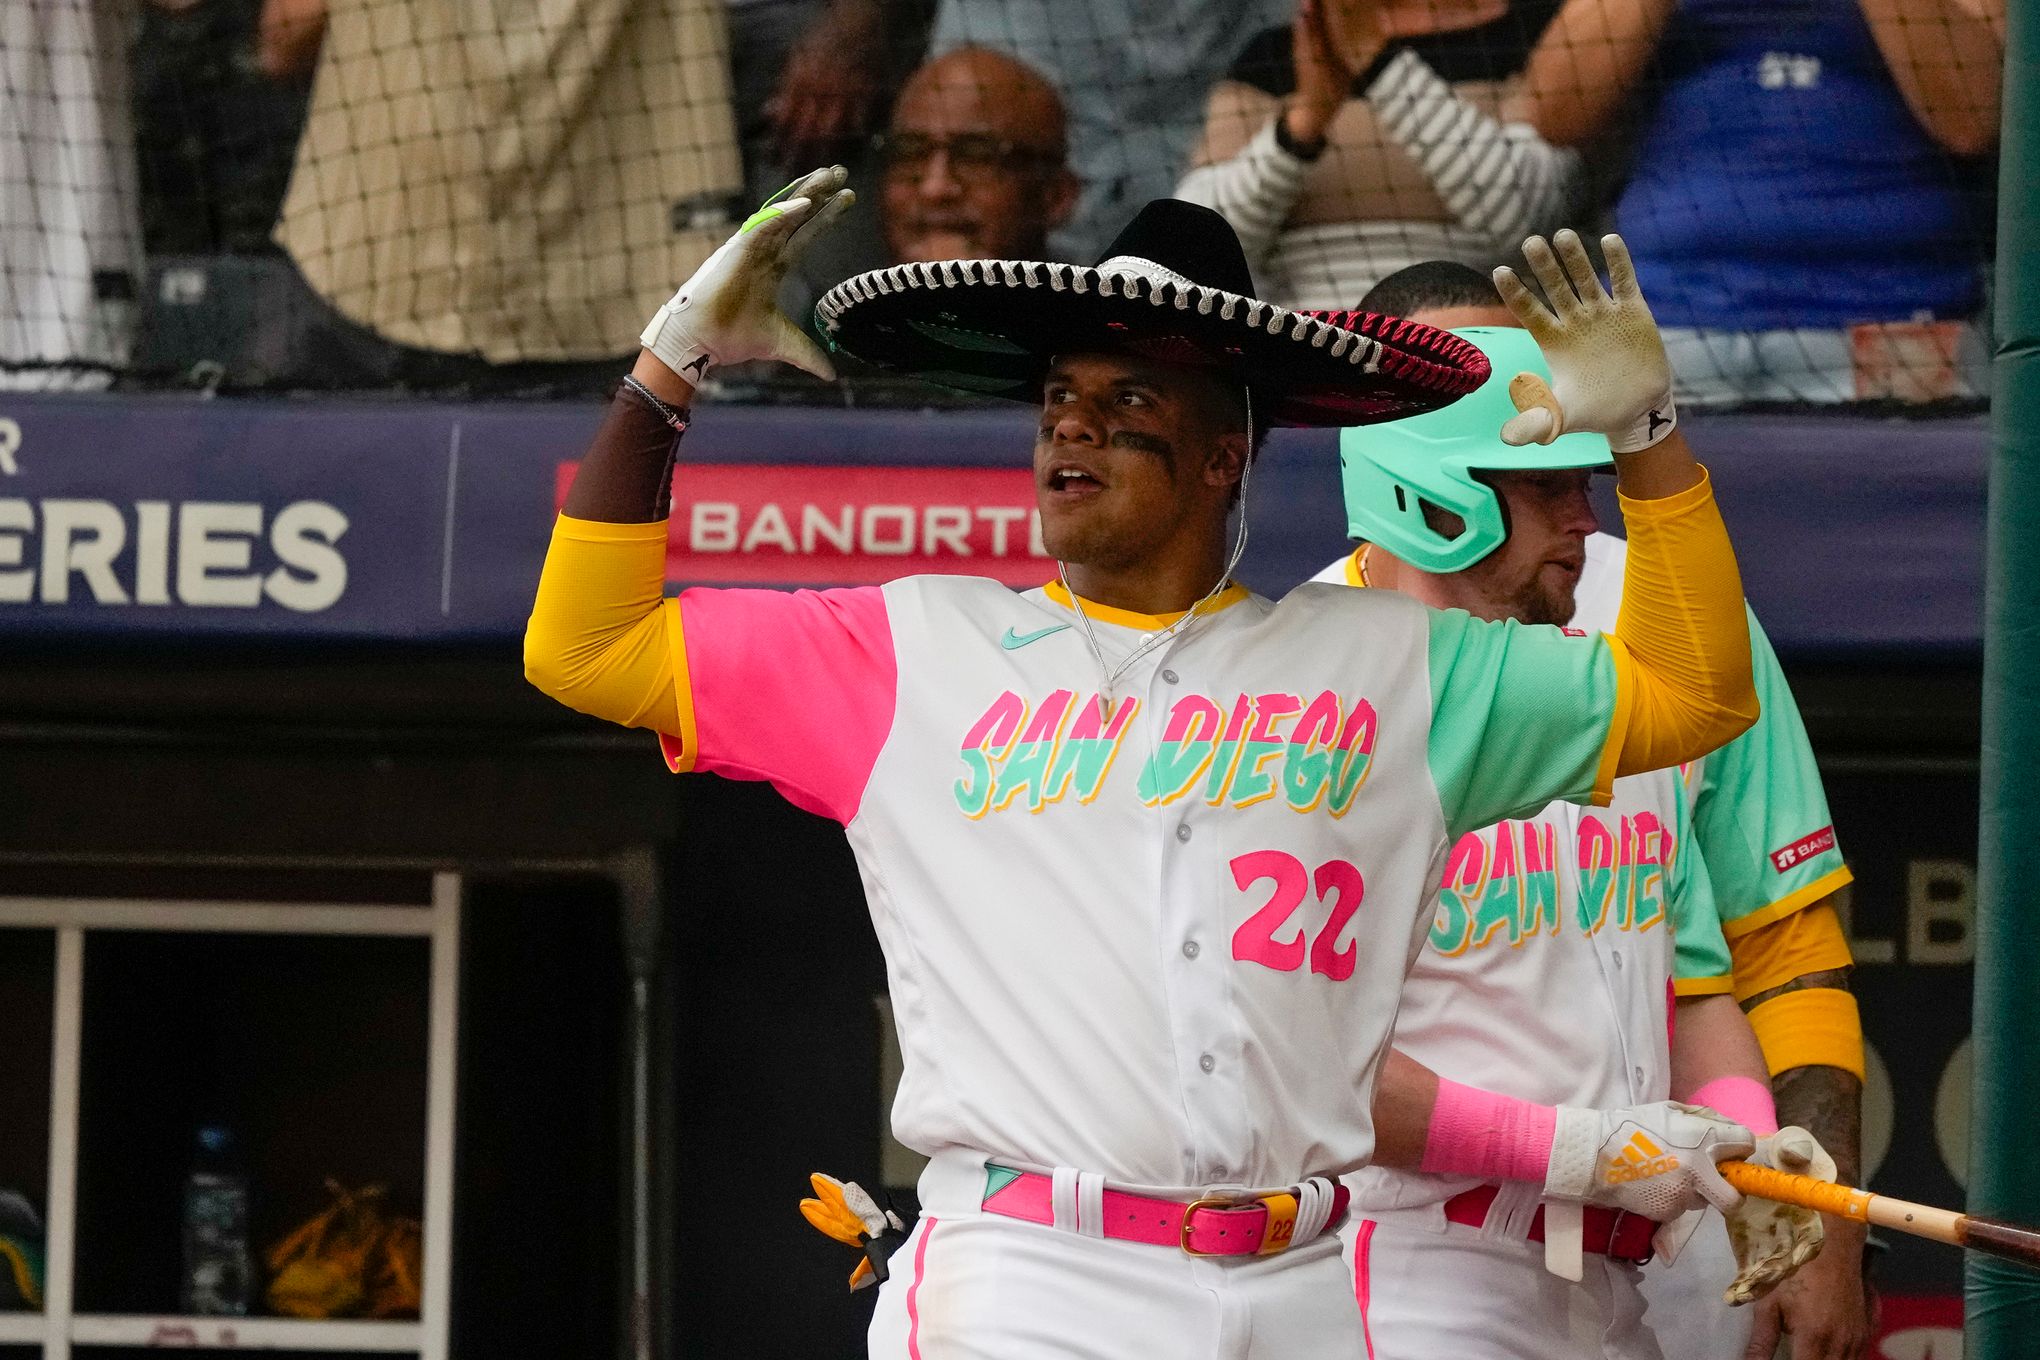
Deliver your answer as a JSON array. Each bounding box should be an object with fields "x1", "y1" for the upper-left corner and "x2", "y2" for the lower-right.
[{"x1": 554, "y1": 463, "x2": 1055, "y2": 587}]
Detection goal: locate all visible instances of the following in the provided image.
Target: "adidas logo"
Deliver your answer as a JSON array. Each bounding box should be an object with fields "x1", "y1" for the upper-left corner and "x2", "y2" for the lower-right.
[{"x1": 1605, "y1": 1130, "x2": 1681, "y2": 1184}]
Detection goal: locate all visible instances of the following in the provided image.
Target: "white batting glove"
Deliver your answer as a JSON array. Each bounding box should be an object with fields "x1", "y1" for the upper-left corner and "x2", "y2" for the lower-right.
[
  {"x1": 1545, "y1": 1101, "x2": 1754, "y2": 1220},
  {"x1": 639, "y1": 165, "x2": 855, "y2": 385},
  {"x1": 1491, "y1": 230, "x2": 1677, "y2": 455},
  {"x1": 1723, "y1": 1127, "x2": 1833, "y2": 1305}
]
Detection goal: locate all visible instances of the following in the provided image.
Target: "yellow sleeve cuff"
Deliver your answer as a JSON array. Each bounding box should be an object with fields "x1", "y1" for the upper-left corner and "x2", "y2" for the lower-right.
[
  {"x1": 555, "y1": 512, "x2": 672, "y2": 543},
  {"x1": 1729, "y1": 901, "x2": 1856, "y2": 1001},
  {"x1": 1589, "y1": 631, "x2": 1636, "y2": 807},
  {"x1": 1674, "y1": 973, "x2": 1736, "y2": 997},
  {"x1": 1749, "y1": 987, "x2": 1866, "y2": 1080},
  {"x1": 658, "y1": 597, "x2": 700, "y2": 772},
  {"x1": 1719, "y1": 867, "x2": 1856, "y2": 941}
]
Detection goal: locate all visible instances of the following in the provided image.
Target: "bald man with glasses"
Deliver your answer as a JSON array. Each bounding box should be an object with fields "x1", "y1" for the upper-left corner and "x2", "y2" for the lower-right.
[{"x1": 879, "y1": 46, "x2": 1082, "y2": 265}]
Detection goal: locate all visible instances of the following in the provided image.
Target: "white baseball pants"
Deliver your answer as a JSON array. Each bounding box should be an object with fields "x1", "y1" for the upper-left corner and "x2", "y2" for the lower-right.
[
  {"x1": 1638, "y1": 1213, "x2": 1756, "y2": 1360},
  {"x1": 1340, "y1": 1210, "x2": 1664, "y2": 1360},
  {"x1": 867, "y1": 1212, "x2": 1364, "y2": 1359}
]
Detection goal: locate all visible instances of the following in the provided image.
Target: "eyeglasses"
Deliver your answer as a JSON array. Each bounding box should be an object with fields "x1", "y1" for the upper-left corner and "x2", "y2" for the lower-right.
[{"x1": 878, "y1": 132, "x2": 1062, "y2": 177}]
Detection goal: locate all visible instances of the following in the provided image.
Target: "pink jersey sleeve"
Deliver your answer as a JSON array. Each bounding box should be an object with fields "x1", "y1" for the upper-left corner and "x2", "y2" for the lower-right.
[{"x1": 656, "y1": 585, "x2": 898, "y2": 824}]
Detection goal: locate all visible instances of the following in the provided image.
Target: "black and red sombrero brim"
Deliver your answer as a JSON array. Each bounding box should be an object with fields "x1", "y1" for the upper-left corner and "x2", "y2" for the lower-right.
[{"x1": 814, "y1": 258, "x2": 1490, "y2": 428}]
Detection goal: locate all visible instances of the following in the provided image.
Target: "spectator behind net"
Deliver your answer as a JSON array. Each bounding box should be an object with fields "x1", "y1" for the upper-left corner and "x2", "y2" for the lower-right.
[
  {"x1": 255, "y1": 0, "x2": 743, "y2": 394},
  {"x1": 1518, "y1": 0, "x2": 2003, "y2": 407},
  {"x1": 881, "y1": 47, "x2": 1079, "y2": 265},
  {"x1": 928, "y1": 0, "x2": 1291, "y2": 261},
  {"x1": 1179, "y1": 0, "x2": 1579, "y2": 310}
]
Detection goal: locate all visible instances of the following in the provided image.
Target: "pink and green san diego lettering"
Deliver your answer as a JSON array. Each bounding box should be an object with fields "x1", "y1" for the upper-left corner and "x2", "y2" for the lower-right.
[
  {"x1": 1575, "y1": 811, "x2": 1670, "y2": 935},
  {"x1": 1139, "y1": 690, "x2": 1378, "y2": 812},
  {"x1": 1429, "y1": 820, "x2": 1561, "y2": 956},
  {"x1": 1200, "y1": 695, "x2": 1256, "y2": 805},
  {"x1": 1230, "y1": 693, "x2": 1302, "y2": 807},
  {"x1": 954, "y1": 690, "x2": 1139, "y2": 817},
  {"x1": 954, "y1": 690, "x2": 1026, "y2": 819},
  {"x1": 992, "y1": 689, "x2": 1078, "y2": 814},
  {"x1": 1322, "y1": 699, "x2": 1378, "y2": 815},
  {"x1": 1042, "y1": 695, "x2": 1141, "y2": 806},
  {"x1": 1136, "y1": 696, "x2": 1224, "y2": 806}
]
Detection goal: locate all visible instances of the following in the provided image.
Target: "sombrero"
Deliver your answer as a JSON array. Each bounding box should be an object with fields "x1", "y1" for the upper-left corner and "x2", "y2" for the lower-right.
[{"x1": 813, "y1": 199, "x2": 1490, "y2": 428}]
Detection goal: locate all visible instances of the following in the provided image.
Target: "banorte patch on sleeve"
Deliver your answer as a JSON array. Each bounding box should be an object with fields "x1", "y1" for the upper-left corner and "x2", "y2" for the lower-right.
[{"x1": 1768, "y1": 826, "x2": 1837, "y2": 874}]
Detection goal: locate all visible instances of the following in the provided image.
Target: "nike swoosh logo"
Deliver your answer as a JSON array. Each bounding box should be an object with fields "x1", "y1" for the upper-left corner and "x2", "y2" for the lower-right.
[{"x1": 1001, "y1": 624, "x2": 1071, "y2": 650}]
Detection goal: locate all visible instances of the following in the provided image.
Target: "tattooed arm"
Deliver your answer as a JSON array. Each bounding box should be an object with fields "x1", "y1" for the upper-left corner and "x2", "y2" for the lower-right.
[{"x1": 1742, "y1": 963, "x2": 1872, "y2": 1360}]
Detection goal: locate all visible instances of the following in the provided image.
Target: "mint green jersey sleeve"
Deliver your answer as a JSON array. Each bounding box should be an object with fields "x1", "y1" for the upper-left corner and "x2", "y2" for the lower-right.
[
  {"x1": 1426, "y1": 608, "x2": 1621, "y2": 842},
  {"x1": 1667, "y1": 788, "x2": 1733, "y2": 988},
  {"x1": 1686, "y1": 608, "x2": 1851, "y2": 936}
]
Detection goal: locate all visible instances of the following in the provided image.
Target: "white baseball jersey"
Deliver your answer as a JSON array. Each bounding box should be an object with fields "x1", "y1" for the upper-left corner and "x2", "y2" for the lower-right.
[
  {"x1": 1571, "y1": 532, "x2": 1853, "y2": 1360},
  {"x1": 1310, "y1": 548, "x2": 1733, "y2": 1217},
  {"x1": 660, "y1": 573, "x2": 1635, "y2": 1193}
]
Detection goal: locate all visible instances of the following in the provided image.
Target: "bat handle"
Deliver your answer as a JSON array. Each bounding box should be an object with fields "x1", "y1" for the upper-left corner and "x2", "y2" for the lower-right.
[{"x1": 1718, "y1": 1160, "x2": 1873, "y2": 1221}]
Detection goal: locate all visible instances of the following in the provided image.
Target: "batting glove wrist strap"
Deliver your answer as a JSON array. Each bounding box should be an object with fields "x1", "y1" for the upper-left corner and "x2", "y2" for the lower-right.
[
  {"x1": 1492, "y1": 229, "x2": 1678, "y2": 455},
  {"x1": 1545, "y1": 1105, "x2": 1603, "y2": 1201}
]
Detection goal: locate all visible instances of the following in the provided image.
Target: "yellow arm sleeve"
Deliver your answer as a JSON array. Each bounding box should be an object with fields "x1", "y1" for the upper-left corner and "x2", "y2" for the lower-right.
[
  {"x1": 1602, "y1": 469, "x2": 1760, "y2": 780},
  {"x1": 523, "y1": 515, "x2": 684, "y2": 735}
]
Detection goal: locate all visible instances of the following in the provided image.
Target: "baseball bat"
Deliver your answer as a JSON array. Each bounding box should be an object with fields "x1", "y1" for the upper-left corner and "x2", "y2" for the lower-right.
[{"x1": 1719, "y1": 1160, "x2": 2040, "y2": 1271}]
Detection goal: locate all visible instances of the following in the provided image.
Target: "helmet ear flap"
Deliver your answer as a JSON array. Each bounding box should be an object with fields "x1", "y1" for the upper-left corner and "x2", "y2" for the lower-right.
[{"x1": 1340, "y1": 437, "x2": 1507, "y2": 574}]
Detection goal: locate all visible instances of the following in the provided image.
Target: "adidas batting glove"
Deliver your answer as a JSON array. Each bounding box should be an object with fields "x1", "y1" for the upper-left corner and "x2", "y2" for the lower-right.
[
  {"x1": 640, "y1": 166, "x2": 856, "y2": 385},
  {"x1": 1545, "y1": 1101, "x2": 1753, "y2": 1220},
  {"x1": 1492, "y1": 230, "x2": 1677, "y2": 455}
]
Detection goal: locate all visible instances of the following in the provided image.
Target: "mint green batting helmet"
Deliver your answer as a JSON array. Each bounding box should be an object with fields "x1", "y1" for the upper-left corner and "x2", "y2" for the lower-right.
[{"x1": 1339, "y1": 327, "x2": 1610, "y2": 573}]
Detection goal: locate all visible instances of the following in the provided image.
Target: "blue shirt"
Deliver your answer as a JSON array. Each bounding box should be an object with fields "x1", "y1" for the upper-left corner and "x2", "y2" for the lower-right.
[{"x1": 1617, "y1": 0, "x2": 1988, "y2": 329}]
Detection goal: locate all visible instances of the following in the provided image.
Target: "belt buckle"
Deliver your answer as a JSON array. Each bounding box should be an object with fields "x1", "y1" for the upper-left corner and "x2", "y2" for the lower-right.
[{"x1": 1178, "y1": 1195, "x2": 1239, "y2": 1257}]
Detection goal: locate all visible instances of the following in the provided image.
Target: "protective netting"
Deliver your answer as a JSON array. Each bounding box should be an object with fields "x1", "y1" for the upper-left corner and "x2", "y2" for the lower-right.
[{"x1": 0, "y1": 0, "x2": 2003, "y2": 407}]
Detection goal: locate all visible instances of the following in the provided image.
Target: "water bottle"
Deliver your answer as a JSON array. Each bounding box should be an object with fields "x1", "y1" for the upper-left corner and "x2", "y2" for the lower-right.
[{"x1": 180, "y1": 1125, "x2": 252, "y2": 1315}]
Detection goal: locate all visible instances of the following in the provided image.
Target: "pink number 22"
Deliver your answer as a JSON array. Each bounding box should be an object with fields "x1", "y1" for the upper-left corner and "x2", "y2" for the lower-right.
[{"x1": 1228, "y1": 850, "x2": 1363, "y2": 981}]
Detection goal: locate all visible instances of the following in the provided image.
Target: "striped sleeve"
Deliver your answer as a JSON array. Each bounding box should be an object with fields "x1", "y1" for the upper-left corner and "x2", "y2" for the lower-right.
[
  {"x1": 1367, "y1": 48, "x2": 1581, "y2": 244},
  {"x1": 1174, "y1": 115, "x2": 1310, "y2": 268}
]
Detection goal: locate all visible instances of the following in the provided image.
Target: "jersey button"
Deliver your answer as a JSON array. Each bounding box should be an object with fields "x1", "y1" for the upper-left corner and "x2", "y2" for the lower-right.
[
  {"x1": 1162, "y1": 668, "x2": 1180, "y2": 684},
  {"x1": 1175, "y1": 823, "x2": 1192, "y2": 843},
  {"x1": 1199, "y1": 1053, "x2": 1216, "y2": 1073},
  {"x1": 1182, "y1": 939, "x2": 1200, "y2": 959},
  {"x1": 1632, "y1": 1066, "x2": 1647, "y2": 1086},
  {"x1": 1611, "y1": 950, "x2": 1624, "y2": 969}
]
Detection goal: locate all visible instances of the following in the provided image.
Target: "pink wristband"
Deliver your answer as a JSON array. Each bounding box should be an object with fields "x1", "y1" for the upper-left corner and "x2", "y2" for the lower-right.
[
  {"x1": 1419, "y1": 1078, "x2": 1558, "y2": 1182},
  {"x1": 1686, "y1": 1076, "x2": 1779, "y2": 1136}
]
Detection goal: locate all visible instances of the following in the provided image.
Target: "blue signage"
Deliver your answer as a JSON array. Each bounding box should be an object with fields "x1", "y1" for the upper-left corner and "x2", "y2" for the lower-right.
[{"x1": 0, "y1": 393, "x2": 1986, "y2": 653}]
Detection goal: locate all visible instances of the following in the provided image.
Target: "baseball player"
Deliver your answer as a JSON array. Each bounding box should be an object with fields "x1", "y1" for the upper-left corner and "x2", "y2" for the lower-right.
[
  {"x1": 1310, "y1": 319, "x2": 1829, "y2": 1358},
  {"x1": 1323, "y1": 261, "x2": 1868, "y2": 1360},
  {"x1": 525, "y1": 166, "x2": 1774, "y2": 1357}
]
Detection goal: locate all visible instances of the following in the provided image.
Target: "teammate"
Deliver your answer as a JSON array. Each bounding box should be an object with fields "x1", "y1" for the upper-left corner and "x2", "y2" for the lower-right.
[
  {"x1": 525, "y1": 167, "x2": 1774, "y2": 1357},
  {"x1": 1320, "y1": 261, "x2": 1868, "y2": 1360}
]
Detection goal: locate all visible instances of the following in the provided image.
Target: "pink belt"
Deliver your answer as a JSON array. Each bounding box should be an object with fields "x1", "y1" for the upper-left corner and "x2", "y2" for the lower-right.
[{"x1": 980, "y1": 1165, "x2": 1349, "y2": 1257}]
